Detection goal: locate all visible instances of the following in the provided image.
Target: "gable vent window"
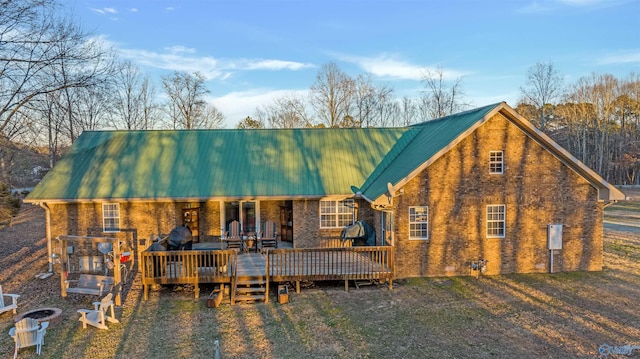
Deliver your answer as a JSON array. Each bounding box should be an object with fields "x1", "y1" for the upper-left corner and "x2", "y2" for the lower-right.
[
  {"x1": 490, "y1": 151, "x2": 504, "y2": 174},
  {"x1": 102, "y1": 203, "x2": 121, "y2": 233}
]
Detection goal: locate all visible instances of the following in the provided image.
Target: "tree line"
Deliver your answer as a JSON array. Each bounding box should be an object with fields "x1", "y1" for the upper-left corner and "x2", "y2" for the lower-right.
[
  {"x1": 0, "y1": 0, "x2": 638, "y2": 195},
  {"x1": 517, "y1": 64, "x2": 640, "y2": 185}
]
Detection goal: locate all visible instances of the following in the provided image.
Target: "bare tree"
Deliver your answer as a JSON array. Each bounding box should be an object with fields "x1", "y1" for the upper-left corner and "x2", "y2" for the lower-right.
[
  {"x1": 0, "y1": 0, "x2": 116, "y2": 182},
  {"x1": 111, "y1": 61, "x2": 159, "y2": 130},
  {"x1": 0, "y1": 0, "x2": 115, "y2": 140},
  {"x1": 374, "y1": 84, "x2": 396, "y2": 127},
  {"x1": 399, "y1": 96, "x2": 418, "y2": 126},
  {"x1": 255, "y1": 94, "x2": 311, "y2": 128},
  {"x1": 202, "y1": 103, "x2": 225, "y2": 129},
  {"x1": 310, "y1": 63, "x2": 355, "y2": 128},
  {"x1": 352, "y1": 74, "x2": 378, "y2": 127},
  {"x1": 420, "y1": 67, "x2": 467, "y2": 120},
  {"x1": 162, "y1": 71, "x2": 224, "y2": 129},
  {"x1": 520, "y1": 62, "x2": 564, "y2": 131}
]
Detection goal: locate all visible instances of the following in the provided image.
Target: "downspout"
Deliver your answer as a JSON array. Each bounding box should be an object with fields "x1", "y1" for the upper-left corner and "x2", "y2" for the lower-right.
[{"x1": 38, "y1": 202, "x2": 53, "y2": 273}]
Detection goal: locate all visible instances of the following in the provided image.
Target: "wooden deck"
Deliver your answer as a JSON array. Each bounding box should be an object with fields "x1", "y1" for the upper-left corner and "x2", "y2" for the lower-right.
[{"x1": 141, "y1": 246, "x2": 394, "y2": 300}]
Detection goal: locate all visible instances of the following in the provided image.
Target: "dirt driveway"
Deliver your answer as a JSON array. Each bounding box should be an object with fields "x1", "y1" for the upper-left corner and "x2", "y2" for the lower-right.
[{"x1": 0, "y1": 199, "x2": 639, "y2": 358}]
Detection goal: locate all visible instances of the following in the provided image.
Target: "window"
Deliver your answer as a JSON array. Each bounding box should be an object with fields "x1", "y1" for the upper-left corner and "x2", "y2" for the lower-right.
[
  {"x1": 486, "y1": 205, "x2": 505, "y2": 238},
  {"x1": 102, "y1": 203, "x2": 120, "y2": 232},
  {"x1": 409, "y1": 206, "x2": 429, "y2": 240},
  {"x1": 490, "y1": 151, "x2": 503, "y2": 174},
  {"x1": 320, "y1": 199, "x2": 354, "y2": 228}
]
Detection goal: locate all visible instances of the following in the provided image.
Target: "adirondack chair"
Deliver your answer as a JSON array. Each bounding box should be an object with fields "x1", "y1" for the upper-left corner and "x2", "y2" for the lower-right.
[
  {"x1": 77, "y1": 292, "x2": 120, "y2": 330},
  {"x1": 0, "y1": 285, "x2": 19, "y2": 316},
  {"x1": 9, "y1": 317, "x2": 49, "y2": 358},
  {"x1": 260, "y1": 220, "x2": 278, "y2": 252},
  {"x1": 224, "y1": 220, "x2": 244, "y2": 252}
]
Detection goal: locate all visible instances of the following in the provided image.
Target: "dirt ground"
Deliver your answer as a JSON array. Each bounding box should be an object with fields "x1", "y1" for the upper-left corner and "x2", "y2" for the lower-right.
[{"x1": 0, "y1": 190, "x2": 639, "y2": 358}]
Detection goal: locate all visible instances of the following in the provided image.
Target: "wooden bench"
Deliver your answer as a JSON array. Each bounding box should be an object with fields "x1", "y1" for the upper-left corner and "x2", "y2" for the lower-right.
[{"x1": 65, "y1": 275, "x2": 114, "y2": 296}]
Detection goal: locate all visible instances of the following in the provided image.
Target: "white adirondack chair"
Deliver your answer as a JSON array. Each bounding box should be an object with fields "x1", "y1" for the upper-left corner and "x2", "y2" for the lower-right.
[
  {"x1": 77, "y1": 292, "x2": 120, "y2": 330},
  {"x1": 9, "y1": 317, "x2": 49, "y2": 358},
  {"x1": 0, "y1": 285, "x2": 19, "y2": 316}
]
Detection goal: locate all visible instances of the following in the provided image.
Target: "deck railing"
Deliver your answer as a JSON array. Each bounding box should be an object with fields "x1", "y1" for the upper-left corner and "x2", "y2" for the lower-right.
[
  {"x1": 267, "y1": 246, "x2": 394, "y2": 290},
  {"x1": 141, "y1": 246, "x2": 395, "y2": 300},
  {"x1": 141, "y1": 249, "x2": 236, "y2": 299}
]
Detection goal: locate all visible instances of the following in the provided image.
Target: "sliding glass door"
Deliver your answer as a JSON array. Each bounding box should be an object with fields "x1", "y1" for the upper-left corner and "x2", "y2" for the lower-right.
[{"x1": 222, "y1": 201, "x2": 259, "y2": 234}]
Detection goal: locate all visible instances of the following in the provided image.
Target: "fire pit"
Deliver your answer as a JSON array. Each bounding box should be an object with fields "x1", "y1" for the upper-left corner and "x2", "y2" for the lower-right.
[{"x1": 14, "y1": 307, "x2": 62, "y2": 327}]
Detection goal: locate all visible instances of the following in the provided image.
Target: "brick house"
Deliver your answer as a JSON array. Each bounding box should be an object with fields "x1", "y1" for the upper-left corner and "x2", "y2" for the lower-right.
[{"x1": 25, "y1": 102, "x2": 625, "y2": 278}]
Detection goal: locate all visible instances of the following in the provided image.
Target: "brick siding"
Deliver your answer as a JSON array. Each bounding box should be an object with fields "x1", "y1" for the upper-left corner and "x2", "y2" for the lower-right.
[{"x1": 391, "y1": 113, "x2": 603, "y2": 277}]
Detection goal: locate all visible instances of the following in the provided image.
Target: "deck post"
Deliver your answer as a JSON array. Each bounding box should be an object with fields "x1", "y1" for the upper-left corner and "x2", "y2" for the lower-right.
[
  {"x1": 264, "y1": 254, "x2": 270, "y2": 303},
  {"x1": 143, "y1": 284, "x2": 148, "y2": 300},
  {"x1": 296, "y1": 280, "x2": 300, "y2": 294},
  {"x1": 59, "y1": 237, "x2": 67, "y2": 297},
  {"x1": 344, "y1": 279, "x2": 349, "y2": 292}
]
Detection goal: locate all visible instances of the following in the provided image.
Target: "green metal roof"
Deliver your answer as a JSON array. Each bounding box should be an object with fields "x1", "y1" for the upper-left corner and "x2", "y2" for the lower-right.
[
  {"x1": 26, "y1": 127, "x2": 409, "y2": 201},
  {"x1": 25, "y1": 102, "x2": 625, "y2": 204},
  {"x1": 359, "y1": 103, "x2": 501, "y2": 201}
]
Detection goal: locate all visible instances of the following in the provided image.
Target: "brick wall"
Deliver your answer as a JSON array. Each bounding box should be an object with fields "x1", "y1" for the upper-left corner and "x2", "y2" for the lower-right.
[
  {"x1": 391, "y1": 113, "x2": 603, "y2": 278},
  {"x1": 292, "y1": 198, "x2": 374, "y2": 248}
]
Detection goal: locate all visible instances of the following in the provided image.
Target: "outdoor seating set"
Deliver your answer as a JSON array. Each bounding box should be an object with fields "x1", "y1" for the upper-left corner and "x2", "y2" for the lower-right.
[
  {"x1": 2, "y1": 282, "x2": 120, "y2": 357},
  {"x1": 223, "y1": 220, "x2": 278, "y2": 253}
]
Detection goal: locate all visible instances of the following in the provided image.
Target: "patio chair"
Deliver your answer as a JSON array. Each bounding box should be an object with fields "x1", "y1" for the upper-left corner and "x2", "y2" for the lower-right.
[
  {"x1": 9, "y1": 317, "x2": 49, "y2": 358},
  {"x1": 77, "y1": 292, "x2": 120, "y2": 330},
  {"x1": 0, "y1": 285, "x2": 19, "y2": 316},
  {"x1": 260, "y1": 220, "x2": 278, "y2": 252},
  {"x1": 225, "y1": 220, "x2": 244, "y2": 251}
]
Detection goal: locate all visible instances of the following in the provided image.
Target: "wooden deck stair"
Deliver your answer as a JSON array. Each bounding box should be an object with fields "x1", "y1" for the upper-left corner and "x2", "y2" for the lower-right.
[
  {"x1": 231, "y1": 253, "x2": 269, "y2": 305},
  {"x1": 233, "y1": 276, "x2": 267, "y2": 304}
]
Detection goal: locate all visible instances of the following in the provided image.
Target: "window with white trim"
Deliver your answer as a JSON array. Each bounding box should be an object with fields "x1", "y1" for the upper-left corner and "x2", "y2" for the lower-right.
[
  {"x1": 102, "y1": 203, "x2": 121, "y2": 232},
  {"x1": 490, "y1": 151, "x2": 503, "y2": 174},
  {"x1": 409, "y1": 206, "x2": 429, "y2": 240},
  {"x1": 486, "y1": 205, "x2": 505, "y2": 238},
  {"x1": 320, "y1": 199, "x2": 354, "y2": 228}
]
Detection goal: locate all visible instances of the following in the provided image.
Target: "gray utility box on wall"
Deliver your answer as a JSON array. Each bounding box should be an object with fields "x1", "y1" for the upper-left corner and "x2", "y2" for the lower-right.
[{"x1": 547, "y1": 224, "x2": 563, "y2": 250}]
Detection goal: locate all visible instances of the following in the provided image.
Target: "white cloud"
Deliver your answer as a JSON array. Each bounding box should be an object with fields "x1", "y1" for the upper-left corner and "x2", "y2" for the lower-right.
[
  {"x1": 118, "y1": 47, "x2": 313, "y2": 80},
  {"x1": 119, "y1": 48, "x2": 224, "y2": 79},
  {"x1": 597, "y1": 51, "x2": 640, "y2": 65},
  {"x1": 91, "y1": 7, "x2": 118, "y2": 15},
  {"x1": 518, "y1": 0, "x2": 626, "y2": 13},
  {"x1": 557, "y1": 0, "x2": 615, "y2": 6},
  {"x1": 211, "y1": 89, "x2": 309, "y2": 128},
  {"x1": 516, "y1": 1, "x2": 553, "y2": 13},
  {"x1": 336, "y1": 53, "x2": 466, "y2": 81},
  {"x1": 164, "y1": 46, "x2": 196, "y2": 54},
  {"x1": 240, "y1": 59, "x2": 314, "y2": 71},
  {"x1": 130, "y1": 8, "x2": 138, "y2": 13}
]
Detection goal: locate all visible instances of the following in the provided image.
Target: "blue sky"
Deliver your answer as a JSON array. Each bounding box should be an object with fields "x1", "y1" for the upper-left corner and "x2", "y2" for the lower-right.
[{"x1": 71, "y1": 0, "x2": 640, "y2": 128}]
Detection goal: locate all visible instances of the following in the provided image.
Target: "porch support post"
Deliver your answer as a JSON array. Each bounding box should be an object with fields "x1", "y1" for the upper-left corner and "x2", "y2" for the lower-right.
[{"x1": 344, "y1": 279, "x2": 349, "y2": 292}]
